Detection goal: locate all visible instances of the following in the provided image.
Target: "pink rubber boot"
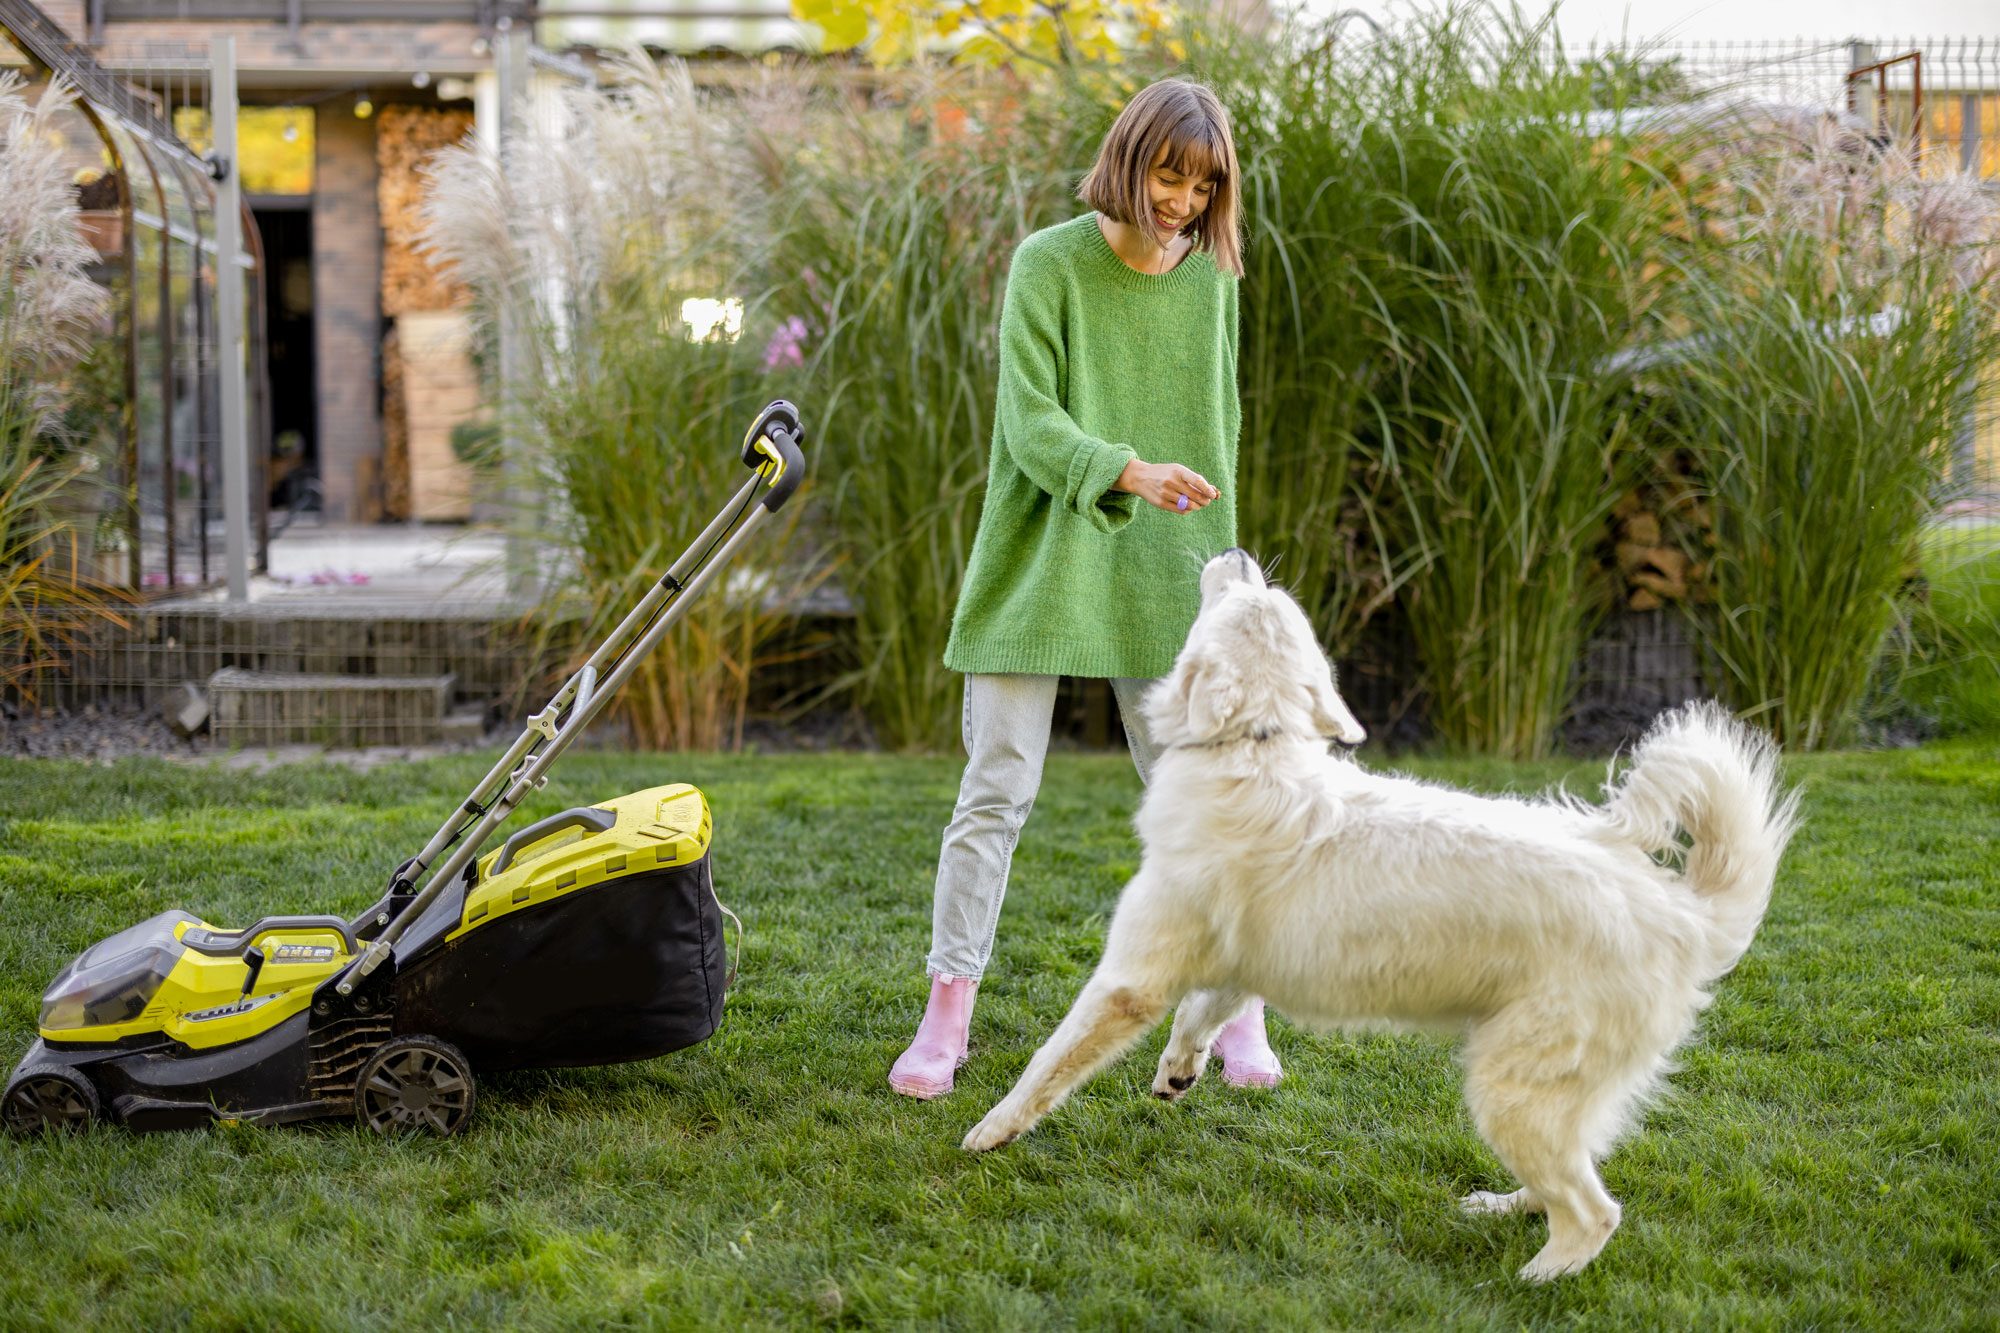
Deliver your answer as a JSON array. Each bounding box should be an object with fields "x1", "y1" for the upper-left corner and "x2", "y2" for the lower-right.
[
  {"x1": 888, "y1": 974, "x2": 978, "y2": 1099},
  {"x1": 1212, "y1": 997, "x2": 1283, "y2": 1089}
]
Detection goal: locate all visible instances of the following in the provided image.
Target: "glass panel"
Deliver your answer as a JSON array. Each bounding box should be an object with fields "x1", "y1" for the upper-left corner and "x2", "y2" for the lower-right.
[
  {"x1": 1923, "y1": 94, "x2": 1963, "y2": 178},
  {"x1": 173, "y1": 106, "x2": 315, "y2": 195},
  {"x1": 161, "y1": 156, "x2": 211, "y2": 586},
  {"x1": 122, "y1": 139, "x2": 173, "y2": 591},
  {"x1": 237, "y1": 205, "x2": 270, "y2": 562},
  {"x1": 27, "y1": 88, "x2": 121, "y2": 239},
  {"x1": 188, "y1": 154, "x2": 220, "y2": 586},
  {"x1": 1982, "y1": 94, "x2": 1999, "y2": 180},
  {"x1": 156, "y1": 142, "x2": 196, "y2": 246}
]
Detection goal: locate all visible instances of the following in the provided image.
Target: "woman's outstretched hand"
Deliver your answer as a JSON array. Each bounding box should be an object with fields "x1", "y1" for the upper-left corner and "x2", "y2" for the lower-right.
[{"x1": 1116, "y1": 459, "x2": 1220, "y2": 514}]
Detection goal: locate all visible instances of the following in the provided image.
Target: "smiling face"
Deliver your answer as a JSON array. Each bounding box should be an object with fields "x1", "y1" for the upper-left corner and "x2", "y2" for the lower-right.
[
  {"x1": 1074, "y1": 78, "x2": 1244, "y2": 277},
  {"x1": 1144, "y1": 144, "x2": 1215, "y2": 247}
]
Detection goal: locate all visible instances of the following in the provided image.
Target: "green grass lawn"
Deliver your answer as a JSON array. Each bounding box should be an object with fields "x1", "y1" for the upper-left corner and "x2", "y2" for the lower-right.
[{"x1": 1, "y1": 742, "x2": 1996, "y2": 1328}]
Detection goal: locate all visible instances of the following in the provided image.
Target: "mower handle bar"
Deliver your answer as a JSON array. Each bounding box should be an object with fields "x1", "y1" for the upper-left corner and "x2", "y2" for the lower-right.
[
  {"x1": 490, "y1": 806, "x2": 617, "y2": 877},
  {"x1": 336, "y1": 403, "x2": 810, "y2": 990}
]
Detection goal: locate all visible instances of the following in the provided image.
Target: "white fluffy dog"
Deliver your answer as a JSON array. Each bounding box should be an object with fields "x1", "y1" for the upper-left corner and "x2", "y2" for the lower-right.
[{"x1": 963, "y1": 548, "x2": 1800, "y2": 1282}]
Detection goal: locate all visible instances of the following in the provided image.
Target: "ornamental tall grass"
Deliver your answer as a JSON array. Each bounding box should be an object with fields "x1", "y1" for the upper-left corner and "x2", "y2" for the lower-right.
[
  {"x1": 764, "y1": 78, "x2": 1107, "y2": 751},
  {"x1": 1210, "y1": 12, "x2": 1677, "y2": 758},
  {"x1": 1205, "y1": 27, "x2": 1397, "y2": 654},
  {"x1": 1657, "y1": 246, "x2": 1998, "y2": 749},
  {"x1": 0, "y1": 73, "x2": 123, "y2": 698},
  {"x1": 420, "y1": 55, "x2": 808, "y2": 749},
  {"x1": 416, "y1": 12, "x2": 2000, "y2": 757},
  {"x1": 1645, "y1": 112, "x2": 2000, "y2": 749}
]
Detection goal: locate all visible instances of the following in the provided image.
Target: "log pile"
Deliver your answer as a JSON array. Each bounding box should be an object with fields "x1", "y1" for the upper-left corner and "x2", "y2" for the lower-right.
[
  {"x1": 377, "y1": 105, "x2": 474, "y2": 317},
  {"x1": 377, "y1": 104, "x2": 480, "y2": 519},
  {"x1": 399, "y1": 311, "x2": 479, "y2": 522},
  {"x1": 1609, "y1": 461, "x2": 1711, "y2": 612}
]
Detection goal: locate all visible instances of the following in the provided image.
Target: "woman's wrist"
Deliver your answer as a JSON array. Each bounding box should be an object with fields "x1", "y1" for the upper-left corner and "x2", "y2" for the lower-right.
[{"x1": 1114, "y1": 458, "x2": 1149, "y2": 494}]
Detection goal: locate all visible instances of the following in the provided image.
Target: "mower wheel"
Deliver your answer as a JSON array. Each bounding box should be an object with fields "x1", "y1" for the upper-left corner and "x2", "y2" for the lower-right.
[
  {"x1": 3, "y1": 1064, "x2": 100, "y2": 1135},
  {"x1": 356, "y1": 1035, "x2": 477, "y2": 1136}
]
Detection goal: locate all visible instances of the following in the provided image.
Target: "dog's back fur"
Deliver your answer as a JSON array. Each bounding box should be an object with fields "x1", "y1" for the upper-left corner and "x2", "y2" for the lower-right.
[{"x1": 963, "y1": 552, "x2": 1800, "y2": 1283}]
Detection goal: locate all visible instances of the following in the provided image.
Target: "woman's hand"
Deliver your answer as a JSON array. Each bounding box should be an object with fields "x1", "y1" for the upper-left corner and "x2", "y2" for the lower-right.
[{"x1": 1115, "y1": 459, "x2": 1220, "y2": 514}]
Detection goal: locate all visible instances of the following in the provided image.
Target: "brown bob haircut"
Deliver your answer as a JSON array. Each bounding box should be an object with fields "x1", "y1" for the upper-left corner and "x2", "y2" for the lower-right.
[{"x1": 1077, "y1": 78, "x2": 1243, "y2": 278}]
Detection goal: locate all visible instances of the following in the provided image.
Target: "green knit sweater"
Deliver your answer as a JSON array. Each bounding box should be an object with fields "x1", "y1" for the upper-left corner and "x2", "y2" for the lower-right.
[{"x1": 942, "y1": 212, "x2": 1241, "y2": 680}]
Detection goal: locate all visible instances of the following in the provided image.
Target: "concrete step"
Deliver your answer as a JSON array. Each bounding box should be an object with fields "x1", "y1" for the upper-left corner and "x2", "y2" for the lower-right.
[
  {"x1": 207, "y1": 669, "x2": 456, "y2": 748},
  {"x1": 438, "y1": 704, "x2": 492, "y2": 744}
]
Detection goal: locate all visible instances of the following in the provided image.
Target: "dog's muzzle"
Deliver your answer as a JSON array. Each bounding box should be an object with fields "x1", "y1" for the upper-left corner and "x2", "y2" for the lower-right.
[{"x1": 1201, "y1": 548, "x2": 1264, "y2": 603}]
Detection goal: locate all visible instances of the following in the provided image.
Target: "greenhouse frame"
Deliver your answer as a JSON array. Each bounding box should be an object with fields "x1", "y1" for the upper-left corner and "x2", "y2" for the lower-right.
[{"x1": 2, "y1": 0, "x2": 269, "y2": 593}]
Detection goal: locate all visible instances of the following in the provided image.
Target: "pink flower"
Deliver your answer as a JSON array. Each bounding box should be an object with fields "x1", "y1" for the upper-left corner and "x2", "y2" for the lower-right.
[{"x1": 763, "y1": 315, "x2": 809, "y2": 372}]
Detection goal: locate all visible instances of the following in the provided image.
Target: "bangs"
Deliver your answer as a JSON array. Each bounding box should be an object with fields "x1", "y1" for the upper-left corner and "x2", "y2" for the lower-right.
[{"x1": 1159, "y1": 118, "x2": 1228, "y2": 185}]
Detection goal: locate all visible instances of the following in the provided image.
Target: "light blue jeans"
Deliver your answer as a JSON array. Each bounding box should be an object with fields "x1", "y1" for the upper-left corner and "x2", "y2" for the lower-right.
[{"x1": 926, "y1": 673, "x2": 1163, "y2": 981}]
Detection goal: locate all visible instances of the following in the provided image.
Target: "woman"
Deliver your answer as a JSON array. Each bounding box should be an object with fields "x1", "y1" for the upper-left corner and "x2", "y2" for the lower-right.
[{"x1": 889, "y1": 78, "x2": 1285, "y2": 1099}]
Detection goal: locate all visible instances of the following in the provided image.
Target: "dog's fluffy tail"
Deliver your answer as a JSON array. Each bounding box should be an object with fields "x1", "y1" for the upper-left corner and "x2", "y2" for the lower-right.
[{"x1": 1594, "y1": 700, "x2": 1802, "y2": 977}]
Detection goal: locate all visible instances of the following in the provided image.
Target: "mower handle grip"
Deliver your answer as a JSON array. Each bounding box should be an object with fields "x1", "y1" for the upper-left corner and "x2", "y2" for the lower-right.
[
  {"x1": 490, "y1": 806, "x2": 616, "y2": 876},
  {"x1": 741, "y1": 399, "x2": 807, "y2": 513}
]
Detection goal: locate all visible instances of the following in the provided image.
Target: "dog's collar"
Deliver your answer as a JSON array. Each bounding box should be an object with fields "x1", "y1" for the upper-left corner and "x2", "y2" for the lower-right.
[
  {"x1": 1167, "y1": 728, "x2": 1281, "y2": 752},
  {"x1": 1168, "y1": 730, "x2": 1358, "y2": 753}
]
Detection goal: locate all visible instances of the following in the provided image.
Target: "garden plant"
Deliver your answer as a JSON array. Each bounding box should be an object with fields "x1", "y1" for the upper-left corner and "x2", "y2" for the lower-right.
[
  {"x1": 411, "y1": 3, "x2": 1999, "y2": 756},
  {"x1": 0, "y1": 73, "x2": 123, "y2": 702}
]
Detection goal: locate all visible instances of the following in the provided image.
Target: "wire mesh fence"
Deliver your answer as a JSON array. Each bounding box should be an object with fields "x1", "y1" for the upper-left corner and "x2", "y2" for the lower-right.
[
  {"x1": 1569, "y1": 36, "x2": 2000, "y2": 177},
  {"x1": 20, "y1": 598, "x2": 567, "y2": 747}
]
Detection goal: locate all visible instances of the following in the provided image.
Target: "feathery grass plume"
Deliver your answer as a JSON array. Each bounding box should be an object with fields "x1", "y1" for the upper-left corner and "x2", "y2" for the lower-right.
[
  {"x1": 417, "y1": 51, "x2": 807, "y2": 749},
  {"x1": 1653, "y1": 121, "x2": 2000, "y2": 749},
  {"x1": 0, "y1": 71, "x2": 124, "y2": 701}
]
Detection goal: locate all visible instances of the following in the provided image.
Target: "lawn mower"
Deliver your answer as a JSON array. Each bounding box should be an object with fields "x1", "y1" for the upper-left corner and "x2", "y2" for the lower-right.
[{"x1": 2, "y1": 401, "x2": 807, "y2": 1137}]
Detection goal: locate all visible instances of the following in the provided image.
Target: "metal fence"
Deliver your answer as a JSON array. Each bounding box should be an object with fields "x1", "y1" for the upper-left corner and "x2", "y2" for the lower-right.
[
  {"x1": 1608, "y1": 36, "x2": 2000, "y2": 176},
  {"x1": 24, "y1": 597, "x2": 564, "y2": 747}
]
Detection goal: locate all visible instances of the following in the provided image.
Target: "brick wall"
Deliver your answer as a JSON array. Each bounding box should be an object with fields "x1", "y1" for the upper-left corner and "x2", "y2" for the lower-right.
[{"x1": 313, "y1": 102, "x2": 381, "y2": 523}]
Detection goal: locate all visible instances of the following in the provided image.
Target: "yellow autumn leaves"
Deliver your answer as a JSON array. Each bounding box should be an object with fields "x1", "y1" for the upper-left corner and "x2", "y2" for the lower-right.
[{"x1": 790, "y1": 0, "x2": 1184, "y2": 70}]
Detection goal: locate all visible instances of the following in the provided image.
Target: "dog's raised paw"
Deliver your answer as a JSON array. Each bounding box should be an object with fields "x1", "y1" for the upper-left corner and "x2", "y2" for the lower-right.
[{"x1": 961, "y1": 1115, "x2": 1020, "y2": 1153}]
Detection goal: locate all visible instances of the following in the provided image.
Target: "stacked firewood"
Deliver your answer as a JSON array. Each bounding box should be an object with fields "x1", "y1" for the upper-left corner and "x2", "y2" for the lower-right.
[
  {"x1": 1609, "y1": 460, "x2": 1711, "y2": 611},
  {"x1": 377, "y1": 105, "x2": 474, "y2": 317}
]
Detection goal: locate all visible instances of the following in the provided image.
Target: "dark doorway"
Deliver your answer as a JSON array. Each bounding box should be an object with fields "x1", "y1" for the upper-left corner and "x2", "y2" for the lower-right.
[{"x1": 253, "y1": 203, "x2": 318, "y2": 522}]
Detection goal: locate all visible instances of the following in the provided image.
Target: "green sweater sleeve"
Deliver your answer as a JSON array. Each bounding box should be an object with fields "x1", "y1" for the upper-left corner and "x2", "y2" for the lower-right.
[{"x1": 994, "y1": 245, "x2": 1139, "y2": 534}]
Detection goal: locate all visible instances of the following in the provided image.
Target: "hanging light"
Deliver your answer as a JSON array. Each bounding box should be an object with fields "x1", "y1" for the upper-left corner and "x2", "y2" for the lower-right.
[{"x1": 353, "y1": 92, "x2": 374, "y2": 119}]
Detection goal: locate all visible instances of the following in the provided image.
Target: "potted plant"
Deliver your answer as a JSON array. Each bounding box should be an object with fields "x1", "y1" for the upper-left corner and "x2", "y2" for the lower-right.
[{"x1": 72, "y1": 168, "x2": 125, "y2": 257}]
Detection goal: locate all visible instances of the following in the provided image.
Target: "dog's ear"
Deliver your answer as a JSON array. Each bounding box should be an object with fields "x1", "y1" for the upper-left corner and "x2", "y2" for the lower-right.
[
  {"x1": 1185, "y1": 655, "x2": 1244, "y2": 742},
  {"x1": 1310, "y1": 670, "x2": 1367, "y2": 747}
]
